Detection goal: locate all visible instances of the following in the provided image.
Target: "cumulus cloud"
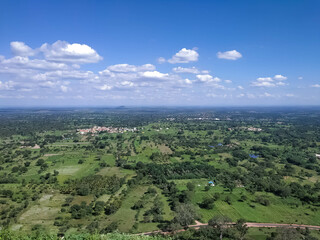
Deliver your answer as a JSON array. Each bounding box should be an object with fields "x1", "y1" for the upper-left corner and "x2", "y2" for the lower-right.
[
  {"x1": 4, "y1": 41, "x2": 303, "y2": 104},
  {"x1": 195, "y1": 74, "x2": 224, "y2": 89},
  {"x1": 257, "y1": 77, "x2": 273, "y2": 82},
  {"x1": 10, "y1": 42, "x2": 35, "y2": 57},
  {"x1": 276, "y1": 82, "x2": 286, "y2": 86},
  {"x1": 252, "y1": 74, "x2": 288, "y2": 87},
  {"x1": 99, "y1": 69, "x2": 114, "y2": 77},
  {"x1": 196, "y1": 74, "x2": 221, "y2": 83},
  {"x1": 96, "y1": 84, "x2": 113, "y2": 91},
  {"x1": 311, "y1": 84, "x2": 320, "y2": 88},
  {"x1": 1, "y1": 41, "x2": 200, "y2": 100},
  {"x1": 0, "y1": 56, "x2": 70, "y2": 70},
  {"x1": 33, "y1": 70, "x2": 95, "y2": 81},
  {"x1": 274, "y1": 74, "x2": 287, "y2": 81},
  {"x1": 140, "y1": 71, "x2": 169, "y2": 80},
  {"x1": 107, "y1": 63, "x2": 155, "y2": 72},
  {"x1": 172, "y1": 66, "x2": 199, "y2": 74},
  {"x1": 40, "y1": 40, "x2": 102, "y2": 63},
  {"x1": 184, "y1": 79, "x2": 193, "y2": 84},
  {"x1": 9, "y1": 40, "x2": 102, "y2": 64},
  {"x1": 217, "y1": 50, "x2": 242, "y2": 60},
  {"x1": 251, "y1": 81, "x2": 276, "y2": 87},
  {"x1": 167, "y1": 48, "x2": 199, "y2": 64},
  {"x1": 120, "y1": 81, "x2": 134, "y2": 87}
]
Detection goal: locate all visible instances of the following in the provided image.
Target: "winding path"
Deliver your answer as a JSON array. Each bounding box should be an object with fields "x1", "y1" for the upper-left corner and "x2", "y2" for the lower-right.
[{"x1": 141, "y1": 221, "x2": 320, "y2": 236}]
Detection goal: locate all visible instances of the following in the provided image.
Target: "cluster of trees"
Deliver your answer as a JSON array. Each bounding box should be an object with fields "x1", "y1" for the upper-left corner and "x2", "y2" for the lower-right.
[
  {"x1": 61, "y1": 175, "x2": 125, "y2": 197},
  {"x1": 0, "y1": 173, "x2": 18, "y2": 184},
  {"x1": 36, "y1": 159, "x2": 49, "y2": 173},
  {"x1": 142, "y1": 196, "x2": 165, "y2": 223},
  {"x1": 137, "y1": 162, "x2": 218, "y2": 185},
  {"x1": 150, "y1": 152, "x2": 170, "y2": 163}
]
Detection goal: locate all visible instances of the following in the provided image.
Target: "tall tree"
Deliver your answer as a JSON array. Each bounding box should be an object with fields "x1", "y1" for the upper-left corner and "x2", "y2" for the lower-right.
[{"x1": 208, "y1": 215, "x2": 232, "y2": 240}]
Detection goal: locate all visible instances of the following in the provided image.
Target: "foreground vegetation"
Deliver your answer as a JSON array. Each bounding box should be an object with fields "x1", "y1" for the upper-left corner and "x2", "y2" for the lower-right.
[
  {"x1": 0, "y1": 230, "x2": 169, "y2": 240},
  {"x1": 0, "y1": 107, "x2": 319, "y2": 239}
]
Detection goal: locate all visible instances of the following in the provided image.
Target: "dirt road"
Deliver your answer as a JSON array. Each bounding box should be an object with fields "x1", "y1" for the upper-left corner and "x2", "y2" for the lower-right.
[{"x1": 141, "y1": 221, "x2": 320, "y2": 236}]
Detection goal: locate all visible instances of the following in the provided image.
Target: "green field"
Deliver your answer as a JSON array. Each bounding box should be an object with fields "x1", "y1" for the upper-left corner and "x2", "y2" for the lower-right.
[{"x1": 0, "y1": 108, "x2": 320, "y2": 240}]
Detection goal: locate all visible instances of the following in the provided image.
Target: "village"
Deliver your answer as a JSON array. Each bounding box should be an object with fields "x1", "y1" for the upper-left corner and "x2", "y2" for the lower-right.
[
  {"x1": 228, "y1": 126, "x2": 263, "y2": 132},
  {"x1": 77, "y1": 126, "x2": 137, "y2": 135}
]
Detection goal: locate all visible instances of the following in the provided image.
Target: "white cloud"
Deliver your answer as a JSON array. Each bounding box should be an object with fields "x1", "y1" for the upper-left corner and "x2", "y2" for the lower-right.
[
  {"x1": 251, "y1": 81, "x2": 276, "y2": 87},
  {"x1": 196, "y1": 74, "x2": 221, "y2": 83},
  {"x1": 252, "y1": 74, "x2": 288, "y2": 88},
  {"x1": 120, "y1": 81, "x2": 134, "y2": 87},
  {"x1": 211, "y1": 83, "x2": 225, "y2": 89},
  {"x1": 39, "y1": 81, "x2": 56, "y2": 88},
  {"x1": 225, "y1": 80, "x2": 232, "y2": 84},
  {"x1": 176, "y1": 78, "x2": 193, "y2": 86},
  {"x1": 33, "y1": 70, "x2": 95, "y2": 81},
  {"x1": 140, "y1": 71, "x2": 169, "y2": 79},
  {"x1": 40, "y1": 40, "x2": 102, "y2": 63},
  {"x1": 157, "y1": 57, "x2": 166, "y2": 64},
  {"x1": 298, "y1": 76, "x2": 303, "y2": 80},
  {"x1": 196, "y1": 74, "x2": 213, "y2": 82},
  {"x1": 168, "y1": 48, "x2": 199, "y2": 64},
  {"x1": 194, "y1": 75, "x2": 224, "y2": 89},
  {"x1": 311, "y1": 84, "x2": 320, "y2": 88},
  {"x1": 0, "y1": 80, "x2": 15, "y2": 90},
  {"x1": 257, "y1": 77, "x2": 273, "y2": 82},
  {"x1": 238, "y1": 85, "x2": 244, "y2": 90},
  {"x1": 217, "y1": 50, "x2": 242, "y2": 60},
  {"x1": 276, "y1": 82, "x2": 286, "y2": 86},
  {"x1": 184, "y1": 79, "x2": 193, "y2": 85},
  {"x1": 96, "y1": 84, "x2": 113, "y2": 91},
  {"x1": 274, "y1": 74, "x2": 287, "y2": 81},
  {"x1": 172, "y1": 66, "x2": 199, "y2": 74},
  {"x1": 0, "y1": 56, "x2": 69, "y2": 70},
  {"x1": 60, "y1": 85, "x2": 69, "y2": 92},
  {"x1": 107, "y1": 63, "x2": 155, "y2": 72},
  {"x1": 10, "y1": 41, "x2": 35, "y2": 57},
  {"x1": 99, "y1": 69, "x2": 114, "y2": 77}
]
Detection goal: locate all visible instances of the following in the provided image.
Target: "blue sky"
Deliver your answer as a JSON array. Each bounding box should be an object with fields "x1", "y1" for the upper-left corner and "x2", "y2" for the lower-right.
[{"x1": 0, "y1": 0, "x2": 319, "y2": 106}]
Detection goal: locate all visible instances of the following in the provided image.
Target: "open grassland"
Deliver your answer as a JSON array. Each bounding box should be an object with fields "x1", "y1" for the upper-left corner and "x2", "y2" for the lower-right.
[{"x1": 173, "y1": 180, "x2": 320, "y2": 225}]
